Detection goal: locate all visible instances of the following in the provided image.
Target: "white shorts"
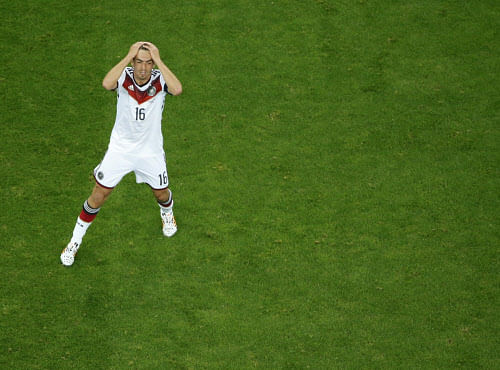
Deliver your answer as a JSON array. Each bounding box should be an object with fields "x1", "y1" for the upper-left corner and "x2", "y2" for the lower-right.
[{"x1": 93, "y1": 149, "x2": 169, "y2": 190}]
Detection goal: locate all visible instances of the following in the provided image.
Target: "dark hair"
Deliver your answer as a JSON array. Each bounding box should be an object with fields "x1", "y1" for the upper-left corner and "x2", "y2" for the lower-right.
[{"x1": 132, "y1": 44, "x2": 151, "y2": 62}]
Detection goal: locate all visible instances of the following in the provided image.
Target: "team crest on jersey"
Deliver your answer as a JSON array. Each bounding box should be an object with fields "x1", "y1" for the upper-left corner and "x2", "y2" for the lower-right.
[
  {"x1": 128, "y1": 85, "x2": 134, "y2": 91},
  {"x1": 147, "y1": 86, "x2": 156, "y2": 96}
]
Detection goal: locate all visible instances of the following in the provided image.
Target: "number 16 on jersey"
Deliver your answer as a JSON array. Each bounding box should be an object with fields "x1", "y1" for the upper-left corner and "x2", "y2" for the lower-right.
[{"x1": 135, "y1": 107, "x2": 146, "y2": 121}]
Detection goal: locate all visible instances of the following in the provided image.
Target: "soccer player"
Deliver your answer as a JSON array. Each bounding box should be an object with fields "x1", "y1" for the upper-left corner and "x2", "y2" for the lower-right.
[{"x1": 61, "y1": 41, "x2": 183, "y2": 266}]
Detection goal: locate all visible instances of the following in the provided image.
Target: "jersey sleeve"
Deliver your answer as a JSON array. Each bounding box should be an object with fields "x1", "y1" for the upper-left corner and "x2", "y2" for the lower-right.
[
  {"x1": 114, "y1": 68, "x2": 129, "y2": 92},
  {"x1": 157, "y1": 70, "x2": 172, "y2": 96}
]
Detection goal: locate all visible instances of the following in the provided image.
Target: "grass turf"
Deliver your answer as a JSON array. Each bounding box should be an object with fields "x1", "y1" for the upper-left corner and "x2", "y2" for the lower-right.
[{"x1": 0, "y1": 0, "x2": 498, "y2": 368}]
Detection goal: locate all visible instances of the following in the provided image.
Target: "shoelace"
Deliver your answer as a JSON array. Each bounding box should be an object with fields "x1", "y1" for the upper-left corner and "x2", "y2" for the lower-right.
[
  {"x1": 67, "y1": 243, "x2": 78, "y2": 253},
  {"x1": 162, "y1": 212, "x2": 176, "y2": 226}
]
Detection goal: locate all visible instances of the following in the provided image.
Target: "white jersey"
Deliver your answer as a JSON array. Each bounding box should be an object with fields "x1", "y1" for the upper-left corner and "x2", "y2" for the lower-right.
[{"x1": 108, "y1": 67, "x2": 170, "y2": 156}]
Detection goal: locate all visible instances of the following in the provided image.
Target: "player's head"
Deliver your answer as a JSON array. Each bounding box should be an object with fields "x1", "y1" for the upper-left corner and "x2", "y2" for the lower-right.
[{"x1": 132, "y1": 46, "x2": 154, "y2": 85}]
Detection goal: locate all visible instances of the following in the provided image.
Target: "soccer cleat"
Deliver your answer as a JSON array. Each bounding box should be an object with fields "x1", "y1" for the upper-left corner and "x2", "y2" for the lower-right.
[
  {"x1": 161, "y1": 210, "x2": 177, "y2": 237},
  {"x1": 60, "y1": 241, "x2": 80, "y2": 266}
]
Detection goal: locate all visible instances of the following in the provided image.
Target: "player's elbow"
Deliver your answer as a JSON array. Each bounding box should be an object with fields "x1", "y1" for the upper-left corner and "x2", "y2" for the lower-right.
[
  {"x1": 169, "y1": 83, "x2": 182, "y2": 96},
  {"x1": 102, "y1": 80, "x2": 116, "y2": 90}
]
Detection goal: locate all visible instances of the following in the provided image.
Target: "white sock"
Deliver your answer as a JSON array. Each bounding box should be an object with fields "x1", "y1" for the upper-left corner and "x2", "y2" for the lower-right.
[
  {"x1": 159, "y1": 200, "x2": 174, "y2": 214},
  {"x1": 71, "y1": 217, "x2": 92, "y2": 244},
  {"x1": 158, "y1": 191, "x2": 173, "y2": 213}
]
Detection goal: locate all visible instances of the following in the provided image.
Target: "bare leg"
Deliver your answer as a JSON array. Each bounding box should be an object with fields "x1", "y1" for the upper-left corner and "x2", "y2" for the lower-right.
[{"x1": 88, "y1": 183, "x2": 114, "y2": 208}]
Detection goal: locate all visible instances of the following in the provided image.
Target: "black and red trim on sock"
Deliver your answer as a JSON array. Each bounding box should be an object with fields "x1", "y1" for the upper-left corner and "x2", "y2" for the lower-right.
[{"x1": 80, "y1": 200, "x2": 100, "y2": 223}]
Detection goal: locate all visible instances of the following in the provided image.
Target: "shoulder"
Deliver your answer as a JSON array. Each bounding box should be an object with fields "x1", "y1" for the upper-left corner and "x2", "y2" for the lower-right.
[
  {"x1": 152, "y1": 69, "x2": 161, "y2": 79},
  {"x1": 151, "y1": 69, "x2": 169, "y2": 94},
  {"x1": 117, "y1": 67, "x2": 133, "y2": 85}
]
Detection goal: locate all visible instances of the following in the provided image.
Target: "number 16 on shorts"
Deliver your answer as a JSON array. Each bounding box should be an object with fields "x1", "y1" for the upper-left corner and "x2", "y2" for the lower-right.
[{"x1": 159, "y1": 171, "x2": 168, "y2": 187}]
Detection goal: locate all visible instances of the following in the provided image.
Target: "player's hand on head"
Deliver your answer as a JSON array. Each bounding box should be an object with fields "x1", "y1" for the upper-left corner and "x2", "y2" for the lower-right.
[
  {"x1": 127, "y1": 41, "x2": 147, "y2": 62},
  {"x1": 143, "y1": 42, "x2": 161, "y2": 64}
]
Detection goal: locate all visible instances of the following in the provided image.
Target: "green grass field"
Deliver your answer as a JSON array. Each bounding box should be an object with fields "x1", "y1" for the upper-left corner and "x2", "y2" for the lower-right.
[{"x1": 1, "y1": 0, "x2": 498, "y2": 368}]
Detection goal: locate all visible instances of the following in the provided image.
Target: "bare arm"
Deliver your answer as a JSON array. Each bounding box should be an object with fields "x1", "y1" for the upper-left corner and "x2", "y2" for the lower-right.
[
  {"x1": 102, "y1": 42, "x2": 145, "y2": 90},
  {"x1": 144, "y1": 43, "x2": 183, "y2": 96}
]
